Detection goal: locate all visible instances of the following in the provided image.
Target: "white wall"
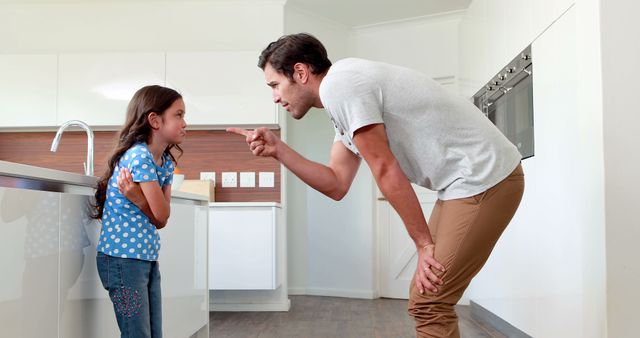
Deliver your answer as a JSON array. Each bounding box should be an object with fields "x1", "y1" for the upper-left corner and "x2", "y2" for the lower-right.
[
  {"x1": 283, "y1": 5, "x2": 379, "y2": 298},
  {"x1": 0, "y1": 0, "x2": 284, "y2": 53},
  {"x1": 459, "y1": 1, "x2": 607, "y2": 337},
  {"x1": 350, "y1": 11, "x2": 462, "y2": 81},
  {"x1": 601, "y1": 1, "x2": 640, "y2": 337}
]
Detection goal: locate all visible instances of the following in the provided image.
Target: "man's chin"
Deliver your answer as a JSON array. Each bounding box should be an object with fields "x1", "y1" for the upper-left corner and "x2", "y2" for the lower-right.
[{"x1": 291, "y1": 109, "x2": 309, "y2": 120}]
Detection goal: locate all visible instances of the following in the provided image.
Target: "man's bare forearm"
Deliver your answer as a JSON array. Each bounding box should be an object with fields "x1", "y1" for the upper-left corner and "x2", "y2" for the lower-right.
[
  {"x1": 375, "y1": 162, "x2": 434, "y2": 249},
  {"x1": 276, "y1": 142, "x2": 345, "y2": 200}
]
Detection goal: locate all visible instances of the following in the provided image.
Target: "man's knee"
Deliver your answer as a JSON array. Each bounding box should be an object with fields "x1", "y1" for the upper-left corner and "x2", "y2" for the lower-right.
[{"x1": 408, "y1": 289, "x2": 460, "y2": 338}]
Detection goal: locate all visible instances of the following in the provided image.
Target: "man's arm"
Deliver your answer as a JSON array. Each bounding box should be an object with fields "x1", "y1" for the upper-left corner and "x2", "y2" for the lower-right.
[
  {"x1": 352, "y1": 124, "x2": 432, "y2": 248},
  {"x1": 352, "y1": 123, "x2": 445, "y2": 293},
  {"x1": 228, "y1": 127, "x2": 361, "y2": 201},
  {"x1": 278, "y1": 139, "x2": 361, "y2": 201}
]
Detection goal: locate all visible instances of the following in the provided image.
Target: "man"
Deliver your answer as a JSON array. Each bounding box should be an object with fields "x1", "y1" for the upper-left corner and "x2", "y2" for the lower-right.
[{"x1": 228, "y1": 33, "x2": 524, "y2": 338}]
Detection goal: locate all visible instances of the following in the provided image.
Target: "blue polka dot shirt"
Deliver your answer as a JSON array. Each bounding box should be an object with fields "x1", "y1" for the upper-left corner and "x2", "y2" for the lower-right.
[{"x1": 97, "y1": 143, "x2": 174, "y2": 261}]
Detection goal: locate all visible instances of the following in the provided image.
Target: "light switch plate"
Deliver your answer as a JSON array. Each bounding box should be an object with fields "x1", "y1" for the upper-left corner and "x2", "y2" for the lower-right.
[
  {"x1": 239, "y1": 172, "x2": 256, "y2": 188},
  {"x1": 221, "y1": 172, "x2": 237, "y2": 188},
  {"x1": 259, "y1": 172, "x2": 275, "y2": 188},
  {"x1": 200, "y1": 172, "x2": 216, "y2": 185}
]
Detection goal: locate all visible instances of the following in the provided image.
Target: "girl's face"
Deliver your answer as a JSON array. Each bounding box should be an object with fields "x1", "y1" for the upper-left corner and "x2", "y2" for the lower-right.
[{"x1": 158, "y1": 98, "x2": 187, "y2": 144}]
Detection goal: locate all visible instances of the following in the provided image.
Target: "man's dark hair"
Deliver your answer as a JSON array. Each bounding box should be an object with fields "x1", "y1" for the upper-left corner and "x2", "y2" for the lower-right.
[{"x1": 258, "y1": 33, "x2": 332, "y2": 80}]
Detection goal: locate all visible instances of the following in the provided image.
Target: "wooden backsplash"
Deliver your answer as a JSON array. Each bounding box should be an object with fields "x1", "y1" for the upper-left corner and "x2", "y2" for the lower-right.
[{"x1": 0, "y1": 130, "x2": 281, "y2": 202}]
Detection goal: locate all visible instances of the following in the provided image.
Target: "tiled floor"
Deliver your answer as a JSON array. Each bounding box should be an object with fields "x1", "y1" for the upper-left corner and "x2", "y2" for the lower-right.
[{"x1": 210, "y1": 295, "x2": 507, "y2": 338}]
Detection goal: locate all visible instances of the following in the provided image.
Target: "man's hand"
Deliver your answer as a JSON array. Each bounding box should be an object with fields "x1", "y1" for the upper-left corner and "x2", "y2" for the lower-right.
[
  {"x1": 227, "y1": 127, "x2": 282, "y2": 159},
  {"x1": 117, "y1": 168, "x2": 145, "y2": 206},
  {"x1": 414, "y1": 244, "x2": 446, "y2": 294}
]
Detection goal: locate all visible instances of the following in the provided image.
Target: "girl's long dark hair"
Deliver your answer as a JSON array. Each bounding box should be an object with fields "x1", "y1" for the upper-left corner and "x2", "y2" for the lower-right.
[{"x1": 92, "y1": 85, "x2": 183, "y2": 220}]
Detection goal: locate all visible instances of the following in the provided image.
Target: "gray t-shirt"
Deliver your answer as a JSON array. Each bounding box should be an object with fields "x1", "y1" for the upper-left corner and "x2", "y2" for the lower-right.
[{"x1": 319, "y1": 58, "x2": 522, "y2": 200}]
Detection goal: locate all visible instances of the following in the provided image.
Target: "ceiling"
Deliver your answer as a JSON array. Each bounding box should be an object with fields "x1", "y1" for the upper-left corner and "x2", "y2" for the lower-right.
[
  {"x1": 286, "y1": 0, "x2": 472, "y2": 27},
  {"x1": 0, "y1": 0, "x2": 472, "y2": 28}
]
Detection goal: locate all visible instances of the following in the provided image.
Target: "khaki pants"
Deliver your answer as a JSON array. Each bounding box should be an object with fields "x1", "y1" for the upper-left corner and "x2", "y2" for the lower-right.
[{"x1": 408, "y1": 164, "x2": 525, "y2": 338}]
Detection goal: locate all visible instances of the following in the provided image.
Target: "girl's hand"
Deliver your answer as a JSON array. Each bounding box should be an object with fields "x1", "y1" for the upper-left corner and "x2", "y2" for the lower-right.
[
  {"x1": 117, "y1": 168, "x2": 145, "y2": 206},
  {"x1": 414, "y1": 243, "x2": 446, "y2": 294},
  {"x1": 227, "y1": 127, "x2": 282, "y2": 159}
]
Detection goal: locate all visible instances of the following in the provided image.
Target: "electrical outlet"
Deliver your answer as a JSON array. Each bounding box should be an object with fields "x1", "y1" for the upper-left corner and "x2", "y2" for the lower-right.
[
  {"x1": 239, "y1": 172, "x2": 256, "y2": 188},
  {"x1": 259, "y1": 172, "x2": 275, "y2": 188},
  {"x1": 200, "y1": 172, "x2": 216, "y2": 185},
  {"x1": 221, "y1": 172, "x2": 237, "y2": 188}
]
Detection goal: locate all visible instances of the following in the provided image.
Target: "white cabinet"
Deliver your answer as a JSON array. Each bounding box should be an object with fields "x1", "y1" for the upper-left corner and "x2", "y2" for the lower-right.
[
  {"x1": 209, "y1": 204, "x2": 281, "y2": 290},
  {"x1": 57, "y1": 53, "x2": 166, "y2": 126},
  {"x1": 159, "y1": 200, "x2": 209, "y2": 338},
  {"x1": 58, "y1": 193, "x2": 120, "y2": 338},
  {"x1": 0, "y1": 187, "x2": 61, "y2": 338},
  {"x1": 0, "y1": 182, "x2": 209, "y2": 338},
  {"x1": 458, "y1": 0, "x2": 489, "y2": 99},
  {"x1": 465, "y1": 8, "x2": 586, "y2": 337},
  {"x1": 0, "y1": 54, "x2": 58, "y2": 128},
  {"x1": 532, "y1": 0, "x2": 574, "y2": 41},
  {"x1": 0, "y1": 51, "x2": 279, "y2": 129},
  {"x1": 378, "y1": 191, "x2": 438, "y2": 299},
  {"x1": 166, "y1": 52, "x2": 278, "y2": 126},
  {"x1": 458, "y1": 0, "x2": 574, "y2": 98}
]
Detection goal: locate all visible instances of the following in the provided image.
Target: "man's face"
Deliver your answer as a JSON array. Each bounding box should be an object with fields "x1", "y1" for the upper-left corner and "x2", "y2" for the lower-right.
[{"x1": 264, "y1": 63, "x2": 313, "y2": 120}]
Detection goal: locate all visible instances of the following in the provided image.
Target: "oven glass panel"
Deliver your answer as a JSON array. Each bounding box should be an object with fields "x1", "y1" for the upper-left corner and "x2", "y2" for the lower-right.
[{"x1": 487, "y1": 75, "x2": 534, "y2": 159}]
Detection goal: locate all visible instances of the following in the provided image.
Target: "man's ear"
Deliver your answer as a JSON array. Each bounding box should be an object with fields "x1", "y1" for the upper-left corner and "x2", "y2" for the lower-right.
[
  {"x1": 148, "y1": 112, "x2": 161, "y2": 130},
  {"x1": 293, "y1": 63, "x2": 310, "y2": 84}
]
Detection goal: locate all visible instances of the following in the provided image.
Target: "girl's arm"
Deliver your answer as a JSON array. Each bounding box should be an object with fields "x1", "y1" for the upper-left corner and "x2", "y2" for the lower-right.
[{"x1": 118, "y1": 168, "x2": 171, "y2": 229}]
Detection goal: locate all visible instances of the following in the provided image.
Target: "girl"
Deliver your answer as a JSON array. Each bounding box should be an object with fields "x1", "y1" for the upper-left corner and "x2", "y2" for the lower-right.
[{"x1": 92, "y1": 85, "x2": 186, "y2": 338}]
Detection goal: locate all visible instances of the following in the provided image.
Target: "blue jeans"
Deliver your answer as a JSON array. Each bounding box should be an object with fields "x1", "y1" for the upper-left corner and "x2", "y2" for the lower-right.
[{"x1": 96, "y1": 252, "x2": 162, "y2": 338}]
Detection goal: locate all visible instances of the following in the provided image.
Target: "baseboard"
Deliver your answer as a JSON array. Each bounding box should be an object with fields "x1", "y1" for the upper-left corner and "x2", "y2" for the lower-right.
[
  {"x1": 287, "y1": 287, "x2": 307, "y2": 295},
  {"x1": 303, "y1": 287, "x2": 376, "y2": 299},
  {"x1": 470, "y1": 300, "x2": 532, "y2": 338},
  {"x1": 210, "y1": 299, "x2": 291, "y2": 312}
]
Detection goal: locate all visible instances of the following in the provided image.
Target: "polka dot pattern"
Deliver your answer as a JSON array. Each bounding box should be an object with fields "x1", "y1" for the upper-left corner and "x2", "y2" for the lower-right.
[{"x1": 97, "y1": 142, "x2": 174, "y2": 261}]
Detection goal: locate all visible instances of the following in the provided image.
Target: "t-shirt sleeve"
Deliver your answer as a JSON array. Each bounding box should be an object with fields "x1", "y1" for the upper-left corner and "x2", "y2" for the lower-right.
[
  {"x1": 163, "y1": 159, "x2": 175, "y2": 187},
  {"x1": 320, "y1": 72, "x2": 385, "y2": 139},
  {"x1": 127, "y1": 148, "x2": 159, "y2": 183}
]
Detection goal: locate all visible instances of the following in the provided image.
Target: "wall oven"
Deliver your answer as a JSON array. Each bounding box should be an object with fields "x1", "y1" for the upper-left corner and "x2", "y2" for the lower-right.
[{"x1": 473, "y1": 45, "x2": 534, "y2": 159}]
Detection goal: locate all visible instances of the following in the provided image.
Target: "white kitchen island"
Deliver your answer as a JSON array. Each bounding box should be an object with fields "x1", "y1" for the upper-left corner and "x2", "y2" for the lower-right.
[{"x1": 0, "y1": 160, "x2": 209, "y2": 338}]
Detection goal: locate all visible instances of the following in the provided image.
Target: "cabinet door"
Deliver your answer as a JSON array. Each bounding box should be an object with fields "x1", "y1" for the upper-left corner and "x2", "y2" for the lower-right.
[
  {"x1": 0, "y1": 187, "x2": 60, "y2": 338},
  {"x1": 533, "y1": 0, "x2": 574, "y2": 41},
  {"x1": 0, "y1": 54, "x2": 58, "y2": 127},
  {"x1": 58, "y1": 53, "x2": 165, "y2": 127},
  {"x1": 378, "y1": 194, "x2": 437, "y2": 299},
  {"x1": 161, "y1": 201, "x2": 209, "y2": 337},
  {"x1": 458, "y1": 0, "x2": 489, "y2": 98},
  {"x1": 210, "y1": 207, "x2": 276, "y2": 290},
  {"x1": 58, "y1": 193, "x2": 119, "y2": 338},
  {"x1": 166, "y1": 52, "x2": 278, "y2": 126}
]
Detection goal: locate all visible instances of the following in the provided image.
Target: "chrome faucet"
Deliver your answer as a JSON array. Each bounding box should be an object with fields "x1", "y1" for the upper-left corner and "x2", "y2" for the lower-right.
[{"x1": 51, "y1": 120, "x2": 94, "y2": 176}]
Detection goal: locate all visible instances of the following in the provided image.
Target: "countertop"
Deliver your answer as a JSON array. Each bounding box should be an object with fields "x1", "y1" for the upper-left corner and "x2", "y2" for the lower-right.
[
  {"x1": 0, "y1": 160, "x2": 206, "y2": 201},
  {"x1": 0, "y1": 159, "x2": 96, "y2": 187}
]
